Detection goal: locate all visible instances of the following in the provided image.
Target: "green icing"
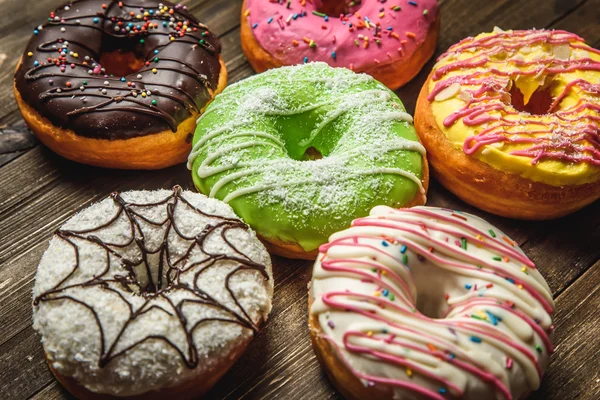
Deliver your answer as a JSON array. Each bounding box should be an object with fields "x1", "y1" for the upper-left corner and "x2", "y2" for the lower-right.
[{"x1": 188, "y1": 63, "x2": 425, "y2": 252}]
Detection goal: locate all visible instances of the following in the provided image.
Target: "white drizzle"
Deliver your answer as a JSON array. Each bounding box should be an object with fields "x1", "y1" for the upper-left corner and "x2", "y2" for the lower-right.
[{"x1": 187, "y1": 63, "x2": 428, "y2": 248}]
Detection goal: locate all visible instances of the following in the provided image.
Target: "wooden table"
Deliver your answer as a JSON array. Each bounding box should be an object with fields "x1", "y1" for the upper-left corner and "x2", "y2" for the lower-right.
[{"x1": 1, "y1": 0, "x2": 599, "y2": 399}]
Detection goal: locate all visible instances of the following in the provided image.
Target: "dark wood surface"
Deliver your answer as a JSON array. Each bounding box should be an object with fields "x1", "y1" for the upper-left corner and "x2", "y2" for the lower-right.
[{"x1": 1, "y1": 0, "x2": 599, "y2": 399}]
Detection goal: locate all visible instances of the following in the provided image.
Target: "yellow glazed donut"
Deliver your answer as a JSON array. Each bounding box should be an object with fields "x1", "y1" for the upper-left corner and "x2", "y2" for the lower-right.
[{"x1": 415, "y1": 28, "x2": 600, "y2": 219}]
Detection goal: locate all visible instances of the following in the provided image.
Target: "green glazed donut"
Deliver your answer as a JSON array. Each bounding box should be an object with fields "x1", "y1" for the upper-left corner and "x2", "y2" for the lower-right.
[{"x1": 188, "y1": 63, "x2": 428, "y2": 259}]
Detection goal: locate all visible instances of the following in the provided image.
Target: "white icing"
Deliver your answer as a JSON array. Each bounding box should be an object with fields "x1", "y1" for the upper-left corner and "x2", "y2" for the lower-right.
[
  {"x1": 310, "y1": 206, "x2": 554, "y2": 399},
  {"x1": 32, "y1": 189, "x2": 273, "y2": 396}
]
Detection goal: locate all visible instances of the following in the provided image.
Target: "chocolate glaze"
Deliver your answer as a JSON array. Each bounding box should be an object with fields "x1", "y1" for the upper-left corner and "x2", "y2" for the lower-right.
[
  {"x1": 15, "y1": 0, "x2": 222, "y2": 140},
  {"x1": 34, "y1": 186, "x2": 269, "y2": 369}
]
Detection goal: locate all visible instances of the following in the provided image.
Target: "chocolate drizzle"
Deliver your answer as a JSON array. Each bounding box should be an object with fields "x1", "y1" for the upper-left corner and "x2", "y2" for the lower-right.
[
  {"x1": 33, "y1": 186, "x2": 269, "y2": 369},
  {"x1": 15, "y1": 0, "x2": 222, "y2": 140}
]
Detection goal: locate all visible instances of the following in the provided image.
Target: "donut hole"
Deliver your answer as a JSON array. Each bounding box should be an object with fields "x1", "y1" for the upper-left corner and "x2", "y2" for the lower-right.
[
  {"x1": 509, "y1": 80, "x2": 555, "y2": 115},
  {"x1": 316, "y1": 0, "x2": 352, "y2": 16},
  {"x1": 99, "y1": 50, "x2": 145, "y2": 77},
  {"x1": 302, "y1": 146, "x2": 324, "y2": 161},
  {"x1": 411, "y1": 260, "x2": 456, "y2": 319}
]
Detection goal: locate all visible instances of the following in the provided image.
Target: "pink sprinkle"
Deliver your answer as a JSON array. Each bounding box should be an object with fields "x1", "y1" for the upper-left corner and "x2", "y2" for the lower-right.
[{"x1": 505, "y1": 357, "x2": 513, "y2": 369}]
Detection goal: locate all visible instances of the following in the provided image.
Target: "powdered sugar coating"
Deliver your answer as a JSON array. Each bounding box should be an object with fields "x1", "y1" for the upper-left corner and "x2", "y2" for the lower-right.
[{"x1": 32, "y1": 188, "x2": 273, "y2": 396}]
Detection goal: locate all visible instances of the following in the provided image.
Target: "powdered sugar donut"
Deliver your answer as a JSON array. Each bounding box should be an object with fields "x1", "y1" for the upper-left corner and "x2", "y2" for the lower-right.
[
  {"x1": 188, "y1": 63, "x2": 429, "y2": 260},
  {"x1": 310, "y1": 206, "x2": 554, "y2": 400},
  {"x1": 241, "y1": 0, "x2": 440, "y2": 90},
  {"x1": 32, "y1": 186, "x2": 273, "y2": 399}
]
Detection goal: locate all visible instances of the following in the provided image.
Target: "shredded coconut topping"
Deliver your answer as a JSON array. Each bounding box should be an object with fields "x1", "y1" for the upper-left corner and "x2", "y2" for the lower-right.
[{"x1": 32, "y1": 188, "x2": 273, "y2": 396}]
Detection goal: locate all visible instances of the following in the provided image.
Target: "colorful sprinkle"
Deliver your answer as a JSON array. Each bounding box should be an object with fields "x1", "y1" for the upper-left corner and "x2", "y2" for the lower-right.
[{"x1": 505, "y1": 357, "x2": 513, "y2": 369}]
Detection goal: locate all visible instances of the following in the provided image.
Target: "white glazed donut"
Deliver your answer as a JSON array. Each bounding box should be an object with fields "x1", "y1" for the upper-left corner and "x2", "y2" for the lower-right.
[
  {"x1": 32, "y1": 186, "x2": 273, "y2": 399},
  {"x1": 309, "y1": 206, "x2": 554, "y2": 400}
]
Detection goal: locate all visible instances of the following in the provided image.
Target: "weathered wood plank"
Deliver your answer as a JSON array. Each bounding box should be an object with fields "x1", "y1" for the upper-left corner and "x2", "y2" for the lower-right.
[
  {"x1": 531, "y1": 260, "x2": 600, "y2": 400},
  {"x1": 0, "y1": 326, "x2": 54, "y2": 399},
  {"x1": 0, "y1": 242, "x2": 49, "y2": 348},
  {"x1": 30, "y1": 382, "x2": 74, "y2": 400}
]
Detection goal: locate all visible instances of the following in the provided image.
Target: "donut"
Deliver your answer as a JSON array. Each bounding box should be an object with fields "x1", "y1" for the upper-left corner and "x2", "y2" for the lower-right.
[
  {"x1": 415, "y1": 28, "x2": 600, "y2": 219},
  {"x1": 32, "y1": 186, "x2": 273, "y2": 399},
  {"x1": 309, "y1": 206, "x2": 554, "y2": 400},
  {"x1": 187, "y1": 62, "x2": 429, "y2": 260},
  {"x1": 240, "y1": 0, "x2": 440, "y2": 90},
  {"x1": 14, "y1": 0, "x2": 227, "y2": 170}
]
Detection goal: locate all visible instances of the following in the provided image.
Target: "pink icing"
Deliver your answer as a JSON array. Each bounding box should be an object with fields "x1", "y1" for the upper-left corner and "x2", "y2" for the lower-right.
[{"x1": 245, "y1": 0, "x2": 438, "y2": 71}]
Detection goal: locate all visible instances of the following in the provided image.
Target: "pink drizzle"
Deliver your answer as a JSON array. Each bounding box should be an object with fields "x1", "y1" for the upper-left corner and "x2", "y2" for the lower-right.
[
  {"x1": 314, "y1": 207, "x2": 554, "y2": 400},
  {"x1": 429, "y1": 29, "x2": 600, "y2": 166}
]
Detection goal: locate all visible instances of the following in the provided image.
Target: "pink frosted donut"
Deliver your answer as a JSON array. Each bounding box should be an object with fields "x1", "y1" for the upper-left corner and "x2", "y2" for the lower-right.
[{"x1": 241, "y1": 0, "x2": 440, "y2": 90}]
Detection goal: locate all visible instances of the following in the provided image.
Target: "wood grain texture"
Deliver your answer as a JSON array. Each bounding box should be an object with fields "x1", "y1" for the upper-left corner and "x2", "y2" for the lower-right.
[
  {"x1": 0, "y1": 0, "x2": 599, "y2": 399},
  {"x1": 530, "y1": 260, "x2": 600, "y2": 400}
]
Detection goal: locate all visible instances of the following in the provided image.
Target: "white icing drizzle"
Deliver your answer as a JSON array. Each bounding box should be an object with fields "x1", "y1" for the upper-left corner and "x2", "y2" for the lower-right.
[{"x1": 310, "y1": 206, "x2": 554, "y2": 400}]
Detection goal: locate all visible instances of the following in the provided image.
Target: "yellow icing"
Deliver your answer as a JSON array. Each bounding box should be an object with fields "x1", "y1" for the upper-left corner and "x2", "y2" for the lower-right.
[{"x1": 429, "y1": 30, "x2": 600, "y2": 186}]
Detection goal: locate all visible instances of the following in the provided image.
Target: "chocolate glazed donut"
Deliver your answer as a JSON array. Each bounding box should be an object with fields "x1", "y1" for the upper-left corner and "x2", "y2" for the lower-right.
[{"x1": 14, "y1": 0, "x2": 227, "y2": 169}]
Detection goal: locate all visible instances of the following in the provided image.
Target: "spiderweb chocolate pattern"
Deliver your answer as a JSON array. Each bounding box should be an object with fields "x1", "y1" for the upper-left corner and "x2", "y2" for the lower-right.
[{"x1": 34, "y1": 186, "x2": 270, "y2": 369}]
